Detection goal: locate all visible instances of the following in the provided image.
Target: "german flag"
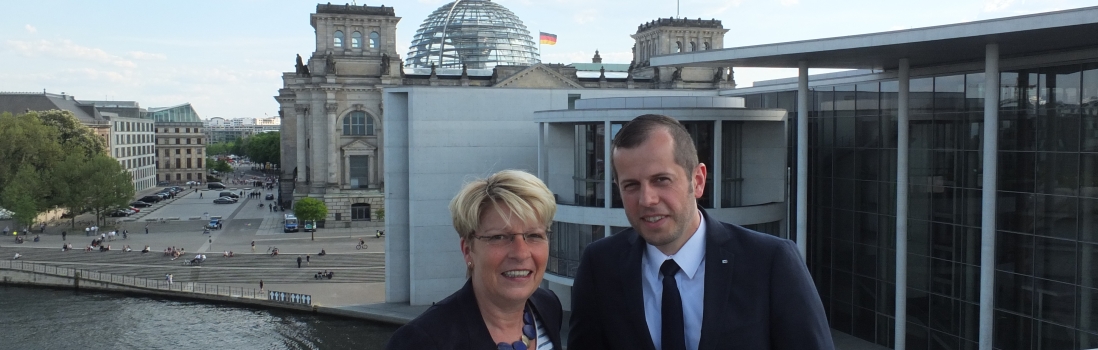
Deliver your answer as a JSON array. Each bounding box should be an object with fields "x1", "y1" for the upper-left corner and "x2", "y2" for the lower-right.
[{"x1": 540, "y1": 32, "x2": 557, "y2": 45}]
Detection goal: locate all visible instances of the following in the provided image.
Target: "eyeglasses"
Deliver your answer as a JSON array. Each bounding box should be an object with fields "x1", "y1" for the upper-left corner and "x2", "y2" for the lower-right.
[{"x1": 473, "y1": 232, "x2": 549, "y2": 246}]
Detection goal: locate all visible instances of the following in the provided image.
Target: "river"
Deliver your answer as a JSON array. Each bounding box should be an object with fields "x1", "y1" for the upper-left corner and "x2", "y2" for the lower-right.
[{"x1": 0, "y1": 285, "x2": 397, "y2": 349}]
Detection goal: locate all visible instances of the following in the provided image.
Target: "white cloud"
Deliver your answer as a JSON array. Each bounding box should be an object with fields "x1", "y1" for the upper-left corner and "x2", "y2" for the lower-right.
[
  {"x1": 984, "y1": 0, "x2": 1018, "y2": 11},
  {"x1": 127, "y1": 51, "x2": 168, "y2": 60},
  {"x1": 6, "y1": 39, "x2": 135, "y2": 68},
  {"x1": 574, "y1": 9, "x2": 598, "y2": 24},
  {"x1": 780, "y1": 0, "x2": 800, "y2": 6},
  {"x1": 24, "y1": 24, "x2": 36, "y2": 34}
]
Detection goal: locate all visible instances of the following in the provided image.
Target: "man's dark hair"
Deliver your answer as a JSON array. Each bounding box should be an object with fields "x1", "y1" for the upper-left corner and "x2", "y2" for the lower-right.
[{"x1": 611, "y1": 114, "x2": 698, "y2": 181}]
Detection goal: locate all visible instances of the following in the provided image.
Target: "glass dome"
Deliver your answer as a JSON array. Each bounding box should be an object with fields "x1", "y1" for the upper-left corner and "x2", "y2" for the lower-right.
[{"x1": 405, "y1": 0, "x2": 540, "y2": 69}]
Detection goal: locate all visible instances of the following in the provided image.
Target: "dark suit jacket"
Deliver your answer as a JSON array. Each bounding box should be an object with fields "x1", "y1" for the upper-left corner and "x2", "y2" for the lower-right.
[
  {"x1": 386, "y1": 279, "x2": 563, "y2": 350},
  {"x1": 568, "y1": 209, "x2": 833, "y2": 350}
]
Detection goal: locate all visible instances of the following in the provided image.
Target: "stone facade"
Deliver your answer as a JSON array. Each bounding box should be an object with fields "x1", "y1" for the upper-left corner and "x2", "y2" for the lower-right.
[
  {"x1": 155, "y1": 122, "x2": 206, "y2": 184},
  {"x1": 631, "y1": 18, "x2": 736, "y2": 89}
]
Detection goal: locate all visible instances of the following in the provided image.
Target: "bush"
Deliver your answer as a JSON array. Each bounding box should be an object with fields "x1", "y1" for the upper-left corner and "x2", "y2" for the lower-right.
[{"x1": 207, "y1": 176, "x2": 221, "y2": 183}]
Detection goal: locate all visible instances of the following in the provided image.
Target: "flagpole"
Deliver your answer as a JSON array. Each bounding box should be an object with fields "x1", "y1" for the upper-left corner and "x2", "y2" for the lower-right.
[{"x1": 539, "y1": 29, "x2": 542, "y2": 63}]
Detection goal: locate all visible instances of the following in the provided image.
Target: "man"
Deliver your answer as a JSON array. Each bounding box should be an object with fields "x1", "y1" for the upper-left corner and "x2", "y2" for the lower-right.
[{"x1": 569, "y1": 114, "x2": 832, "y2": 350}]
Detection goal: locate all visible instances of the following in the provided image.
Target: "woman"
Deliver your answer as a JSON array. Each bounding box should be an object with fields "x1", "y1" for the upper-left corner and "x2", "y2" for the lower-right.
[{"x1": 386, "y1": 170, "x2": 561, "y2": 350}]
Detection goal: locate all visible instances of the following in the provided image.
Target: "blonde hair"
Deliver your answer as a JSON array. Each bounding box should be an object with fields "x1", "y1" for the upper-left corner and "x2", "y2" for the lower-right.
[{"x1": 450, "y1": 170, "x2": 556, "y2": 274}]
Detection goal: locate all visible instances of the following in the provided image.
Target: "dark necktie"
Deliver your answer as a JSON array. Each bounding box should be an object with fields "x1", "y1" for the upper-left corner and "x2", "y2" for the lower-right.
[{"x1": 661, "y1": 259, "x2": 686, "y2": 350}]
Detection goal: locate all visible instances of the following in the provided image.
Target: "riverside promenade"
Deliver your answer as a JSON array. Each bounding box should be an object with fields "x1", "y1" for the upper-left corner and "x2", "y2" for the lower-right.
[{"x1": 0, "y1": 183, "x2": 430, "y2": 327}]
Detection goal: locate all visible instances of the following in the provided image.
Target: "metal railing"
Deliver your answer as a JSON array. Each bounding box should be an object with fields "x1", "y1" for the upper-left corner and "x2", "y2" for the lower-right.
[{"x1": 0, "y1": 260, "x2": 262, "y2": 299}]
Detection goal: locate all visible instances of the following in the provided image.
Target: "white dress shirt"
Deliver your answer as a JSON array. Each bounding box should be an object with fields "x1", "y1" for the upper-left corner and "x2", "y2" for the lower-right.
[{"x1": 642, "y1": 212, "x2": 706, "y2": 350}]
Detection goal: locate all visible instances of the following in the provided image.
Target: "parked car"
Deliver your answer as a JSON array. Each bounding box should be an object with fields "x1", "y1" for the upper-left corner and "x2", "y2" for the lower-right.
[
  {"x1": 108, "y1": 209, "x2": 130, "y2": 217},
  {"x1": 139, "y1": 196, "x2": 162, "y2": 203},
  {"x1": 130, "y1": 201, "x2": 152, "y2": 208},
  {"x1": 157, "y1": 181, "x2": 169, "y2": 186},
  {"x1": 213, "y1": 197, "x2": 235, "y2": 204},
  {"x1": 128, "y1": 207, "x2": 140, "y2": 213},
  {"x1": 219, "y1": 191, "x2": 240, "y2": 199},
  {"x1": 186, "y1": 180, "x2": 201, "y2": 186},
  {"x1": 208, "y1": 182, "x2": 226, "y2": 190},
  {"x1": 265, "y1": 194, "x2": 275, "y2": 200}
]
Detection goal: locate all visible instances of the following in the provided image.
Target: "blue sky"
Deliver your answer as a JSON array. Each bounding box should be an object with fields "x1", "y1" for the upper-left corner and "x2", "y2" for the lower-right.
[{"x1": 1, "y1": 0, "x2": 1093, "y2": 119}]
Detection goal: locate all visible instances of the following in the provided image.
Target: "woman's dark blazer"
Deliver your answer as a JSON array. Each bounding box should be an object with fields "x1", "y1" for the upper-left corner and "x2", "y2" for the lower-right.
[{"x1": 385, "y1": 279, "x2": 563, "y2": 349}]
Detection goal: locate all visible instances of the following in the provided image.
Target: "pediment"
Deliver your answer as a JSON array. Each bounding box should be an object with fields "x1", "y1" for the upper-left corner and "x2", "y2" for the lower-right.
[
  {"x1": 342, "y1": 139, "x2": 376, "y2": 152},
  {"x1": 494, "y1": 64, "x2": 584, "y2": 89}
]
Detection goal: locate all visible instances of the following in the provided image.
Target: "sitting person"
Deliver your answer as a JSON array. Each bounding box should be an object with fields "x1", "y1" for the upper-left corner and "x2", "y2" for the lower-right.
[
  {"x1": 62, "y1": 244, "x2": 69, "y2": 252},
  {"x1": 318, "y1": 249, "x2": 326, "y2": 256},
  {"x1": 326, "y1": 271, "x2": 334, "y2": 279},
  {"x1": 223, "y1": 251, "x2": 234, "y2": 257},
  {"x1": 12, "y1": 253, "x2": 21, "y2": 260},
  {"x1": 142, "y1": 245, "x2": 150, "y2": 253},
  {"x1": 85, "y1": 245, "x2": 94, "y2": 252},
  {"x1": 33, "y1": 235, "x2": 40, "y2": 242},
  {"x1": 123, "y1": 245, "x2": 132, "y2": 252}
]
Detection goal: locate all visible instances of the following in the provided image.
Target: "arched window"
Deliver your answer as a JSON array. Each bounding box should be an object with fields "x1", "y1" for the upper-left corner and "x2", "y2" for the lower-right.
[
  {"x1": 676, "y1": 41, "x2": 682, "y2": 53},
  {"x1": 690, "y1": 42, "x2": 697, "y2": 52},
  {"x1": 369, "y1": 32, "x2": 380, "y2": 49},
  {"x1": 334, "y1": 30, "x2": 344, "y2": 47},
  {"x1": 366, "y1": 115, "x2": 375, "y2": 135},
  {"x1": 704, "y1": 42, "x2": 711, "y2": 50},
  {"x1": 342, "y1": 112, "x2": 366, "y2": 135},
  {"x1": 351, "y1": 31, "x2": 362, "y2": 48}
]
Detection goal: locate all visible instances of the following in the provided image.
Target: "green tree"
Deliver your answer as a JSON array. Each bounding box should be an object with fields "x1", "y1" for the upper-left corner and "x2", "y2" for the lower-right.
[
  {"x1": 0, "y1": 165, "x2": 42, "y2": 229},
  {"x1": 293, "y1": 197, "x2": 328, "y2": 223},
  {"x1": 210, "y1": 158, "x2": 233, "y2": 173},
  {"x1": 0, "y1": 112, "x2": 63, "y2": 193},
  {"x1": 242, "y1": 132, "x2": 280, "y2": 166},
  {"x1": 35, "y1": 109, "x2": 107, "y2": 157},
  {"x1": 82, "y1": 154, "x2": 136, "y2": 225},
  {"x1": 49, "y1": 149, "x2": 99, "y2": 228}
]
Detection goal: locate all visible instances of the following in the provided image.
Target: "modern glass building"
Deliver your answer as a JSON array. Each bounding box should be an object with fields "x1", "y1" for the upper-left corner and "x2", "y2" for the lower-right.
[
  {"x1": 653, "y1": 6, "x2": 1098, "y2": 350},
  {"x1": 404, "y1": 0, "x2": 539, "y2": 69}
]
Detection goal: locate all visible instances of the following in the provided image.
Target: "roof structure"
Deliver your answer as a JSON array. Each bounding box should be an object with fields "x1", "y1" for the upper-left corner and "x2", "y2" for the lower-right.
[
  {"x1": 651, "y1": 5, "x2": 1098, "y2": 70},
  {"x1": 0, "y1": 92, "x2": 107, "y2": 124},
  {"x1": 405, "y1": 0, "x2": 539, "y2": 69}
]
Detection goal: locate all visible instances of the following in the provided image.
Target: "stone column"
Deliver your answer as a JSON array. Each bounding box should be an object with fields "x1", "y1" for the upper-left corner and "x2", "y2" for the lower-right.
[
  {"x1": 326, "y1": 102, "x2": 339, "y2": 187},
  {"x1": 295, "y1": 104, "x2": 308, "y2": 187}
]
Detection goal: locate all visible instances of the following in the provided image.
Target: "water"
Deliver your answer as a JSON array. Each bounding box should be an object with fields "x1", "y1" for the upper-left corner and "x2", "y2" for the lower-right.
[{"x1": 0, "y1": 285, "x2": 397, "y2": 350}]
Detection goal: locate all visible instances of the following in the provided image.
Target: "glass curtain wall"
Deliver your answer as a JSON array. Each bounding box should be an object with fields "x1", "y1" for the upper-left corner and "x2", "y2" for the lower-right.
[{"x1": 752, "y1": 60, "x2": 1098, "y2": 350}]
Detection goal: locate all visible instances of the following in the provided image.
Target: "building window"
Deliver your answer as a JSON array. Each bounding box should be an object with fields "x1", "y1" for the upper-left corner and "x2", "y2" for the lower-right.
[
  {"x1": 349, "y1": 155, "x2": 369, "y2": 188},
  {"x1": 352, "y1": 31, "x2": 362, "y2": 48},
  {"x1": 676, "y1": 41, "x2": 682, "y2": 53},
  {"x1": 187, "y1": 158, "x2": 192, "y2": 168},
  {"x1": 369, "y1": 32, "x2": 380, "y2": 49},
  {"x1": 176, "y1": 173, "x2": 181, "y2": 181},
  {"x1": 187, "y1": 149, "x2": 191, "y2": 154},
  {"x1": 175, "y1": 159, "x2": 181, "y2": 169},
  {"x1": 175, "y1": 149, "x2": 181, "y2": 155},
  {"x1": 197, "y1": 158, "x2": 203, "y2": 168},
  {"x1": 334, "y1": 30, "x2": 344, "y2": 47},
  {"x1": 351, "y1": 203, "x2": 371, "y2": 221},
  {"x1": 366, "y1": 116, "x2": 375, "y2": 135},
  {"x1": 187, "y1": 173, "x2": 192, "y2": 180},
  {"x1": 186, "y1": 138, "x2": 191, "y2": 145},
  {"x1": 343, "y1": 112, "x2": 367, "y2": 135},
  {"x1": 689, "y1": 42, "x2": 697, "y2": 52}
]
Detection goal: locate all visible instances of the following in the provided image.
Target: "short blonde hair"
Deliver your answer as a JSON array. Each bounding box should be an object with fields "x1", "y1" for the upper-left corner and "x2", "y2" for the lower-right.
[{"x1": 450, "y1": 169, "x2": 556, "y2": 244}]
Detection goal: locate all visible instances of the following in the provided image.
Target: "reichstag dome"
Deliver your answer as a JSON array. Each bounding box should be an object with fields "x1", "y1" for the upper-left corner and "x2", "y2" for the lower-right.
[{"x1": 405, "y1": 0, "x2": 540, "y2": 69}]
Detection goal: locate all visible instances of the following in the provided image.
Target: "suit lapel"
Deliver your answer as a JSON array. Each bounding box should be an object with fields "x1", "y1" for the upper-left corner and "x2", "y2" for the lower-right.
[
  {"x1": 622, "y1": 231, "x2": 658, "y2": 350},
  {"x1": 698, "y1": 211, "x2": 735, "y2": 350}
]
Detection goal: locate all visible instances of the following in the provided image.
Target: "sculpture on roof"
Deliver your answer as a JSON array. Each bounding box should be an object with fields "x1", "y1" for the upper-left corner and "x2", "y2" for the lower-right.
[
  {"x1": 672, "y1": 67, "x2": 682, "y2": 82},
  {"x1": 380, "y1": 53, "x2": 390, "y2": 76},
  {"x1": 325, "y1": 52, "x2": 336, "y2": 75},
  {"x1": 295, "y1": 54, "x2": 310, "y2": 75}
]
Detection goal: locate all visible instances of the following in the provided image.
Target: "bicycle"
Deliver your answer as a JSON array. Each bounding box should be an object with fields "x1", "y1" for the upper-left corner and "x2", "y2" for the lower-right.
[{"x1": 356, "y1": 240, "x2": 367, "y2": 250}]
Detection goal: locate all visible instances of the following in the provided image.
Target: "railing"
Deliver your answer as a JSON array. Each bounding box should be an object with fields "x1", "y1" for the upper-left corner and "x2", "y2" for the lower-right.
[{"x1": 0, "y1": 260, "x2": 262, "y2": 299}]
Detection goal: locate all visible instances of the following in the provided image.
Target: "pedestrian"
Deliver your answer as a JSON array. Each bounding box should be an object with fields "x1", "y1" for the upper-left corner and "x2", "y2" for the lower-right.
[
  {"x1": 306, "y1": 254, "x2": 310, "y2": 266},
  {"x1": 251, "y1": 240, "x2": 255, "y2": 252},
  {"x1": 269, "y1": 204, "x2": 272, "y2": 212},
  {"x1": 2, "y1": 226, "x2": 8, "y2": 236},
  {"x1": 259, "y1": 280, "x2": 264, "y2": 290},
  {"x1": 200, "y1": 192, "x2": 203, "y2": 198},
  {"x1": 145, "y1": 225, "x2": 149, "y2": 234},
  {"x1": 297, "y1": 256, "x2": 302, "y2": 268},
  {"x1": 62, "y1": 231, "x2": 66, "y2": 241},
  {"x1": 85, "y1": 227, "x2": 90, "y2": 236}
]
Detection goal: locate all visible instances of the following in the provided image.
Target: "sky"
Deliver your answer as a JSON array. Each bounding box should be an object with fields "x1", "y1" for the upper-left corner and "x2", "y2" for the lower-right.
[{"x1": 1, "y1": 0, "x2": 1095, "y2": 119}]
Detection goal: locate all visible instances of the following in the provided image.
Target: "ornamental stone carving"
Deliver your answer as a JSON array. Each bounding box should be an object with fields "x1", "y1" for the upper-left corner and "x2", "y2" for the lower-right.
[{"x1": 326, "y1": 103, "x2": 339, "y2": 114}]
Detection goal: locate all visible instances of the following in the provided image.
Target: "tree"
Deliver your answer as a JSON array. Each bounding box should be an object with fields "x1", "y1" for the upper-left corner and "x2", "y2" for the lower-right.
[
  {"x1": 293, "y1": 197, "x2": 328, "y2": 223},
  {"x1": 0, "y1": 165, "x2": 42, "y2": 229},
  {"x1": 49, "y1": 149, "x2": 100, "y2": 228},
  {"x1": 243, "y1": 131, "x2": 280, "y2": 166},
  {"x1": 0, "y1": 112, "x2": 63, "y2": 194},
  {"x1": 81, "y1": 154, "x2": 136, "y2": 225},
  {"x1": 208, "y1": 158, "x2": 233, "y2": 173},
  {"x1": 35, "y1": 109, "x2": 107, "y2": 157}
]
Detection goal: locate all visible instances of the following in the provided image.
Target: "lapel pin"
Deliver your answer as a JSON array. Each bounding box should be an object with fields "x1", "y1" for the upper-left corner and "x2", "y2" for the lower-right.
[{"x1": 722, "y1": 260, "x2": 728, "y2": 264}]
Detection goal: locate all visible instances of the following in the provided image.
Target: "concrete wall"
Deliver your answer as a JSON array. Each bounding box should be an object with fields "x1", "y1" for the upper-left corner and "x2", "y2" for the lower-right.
[
  {"x1": 383, "y1": 86, "x2": 720, "y2": 305},
  {"x1": 740, "y1": 121, "x2": 787, "y2": 206}
]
